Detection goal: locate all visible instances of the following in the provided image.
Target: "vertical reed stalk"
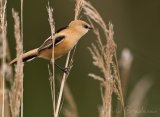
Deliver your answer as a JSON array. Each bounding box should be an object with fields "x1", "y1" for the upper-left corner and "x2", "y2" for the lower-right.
[
  {"x1": 0, "y1": 0, "x2": 7, "y2": 117},
  {"x1": 20, "y1": 0, "x2": 23, "y2": 116},
  {"x1": 55, "y1": 52, "x2": 71, "y2": 117},
  {"x1": 47, "y1": 3, "x2": 56, "y2": 116},
  {"x1": 55, "y1": 0, "x2": 84, "y2": 117}
]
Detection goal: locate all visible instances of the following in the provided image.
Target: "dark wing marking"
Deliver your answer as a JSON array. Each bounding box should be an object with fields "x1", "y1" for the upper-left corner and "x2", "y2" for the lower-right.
[
  {"x1": 54, "y1": 35, "x2": 65, "y2": 46},
  {"x1": 38, "y1": 35, "x2": 65, "y2": 52},
  {"x1": 56, "y1": 26, "x2": 68, "y2": 33}
]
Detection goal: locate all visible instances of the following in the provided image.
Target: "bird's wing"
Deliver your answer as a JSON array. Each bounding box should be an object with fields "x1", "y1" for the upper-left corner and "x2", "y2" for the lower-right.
[
  {"x1": 38, "y1": 35, "x2": 65, "y2": 52},
  {"x1": 38, "y1": 26, "x2": 68, "y2": 52}
]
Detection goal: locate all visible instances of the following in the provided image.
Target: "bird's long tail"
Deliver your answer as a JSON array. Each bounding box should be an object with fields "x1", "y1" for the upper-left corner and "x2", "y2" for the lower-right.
[{"x1": 9, "y1": 48, "x2": 39, "y2": 65}]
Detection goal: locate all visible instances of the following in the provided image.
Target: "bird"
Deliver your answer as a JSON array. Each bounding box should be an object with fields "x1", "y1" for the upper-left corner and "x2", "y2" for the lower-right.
[{"x1": 9, "y1": 20, "x2": 92, "y2": 69}]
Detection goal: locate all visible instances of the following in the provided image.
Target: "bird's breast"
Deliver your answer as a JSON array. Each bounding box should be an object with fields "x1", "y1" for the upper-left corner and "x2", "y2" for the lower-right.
[{"x1": 54, "y1": 36, "x2": 78, "y2": 59}]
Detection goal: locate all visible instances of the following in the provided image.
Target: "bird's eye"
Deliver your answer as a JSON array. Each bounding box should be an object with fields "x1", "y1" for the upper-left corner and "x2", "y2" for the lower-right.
[{"x1": 84, "y1": 25, "x2": 89, "y2": 29}]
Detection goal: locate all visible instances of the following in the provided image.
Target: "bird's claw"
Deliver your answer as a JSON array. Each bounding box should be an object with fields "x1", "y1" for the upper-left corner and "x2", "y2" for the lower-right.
[{"x1": 62, "y1": 67, "x2": 71, "y2": 74}]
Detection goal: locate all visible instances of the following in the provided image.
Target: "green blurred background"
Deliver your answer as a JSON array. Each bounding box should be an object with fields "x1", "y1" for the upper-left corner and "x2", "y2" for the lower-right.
[{"x1": 7, "y1": 0, "x2": 160, "y2": 117}]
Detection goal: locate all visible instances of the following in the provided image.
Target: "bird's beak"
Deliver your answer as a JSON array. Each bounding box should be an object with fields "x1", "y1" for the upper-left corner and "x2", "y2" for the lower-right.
[{"x1": 89, "y1": 26, "x2": 93, "y2": 30}]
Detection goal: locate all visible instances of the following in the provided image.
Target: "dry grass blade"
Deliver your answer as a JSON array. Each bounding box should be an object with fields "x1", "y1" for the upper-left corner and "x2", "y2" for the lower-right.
[
  {"x1": 83, "y1": 1, "x2": 125, "y2": 117},
  {"x1": 47, "y1": 3, "x2": 56, "y2": 116},
  {"x1": 9, "y1": 9, "x2": 24, "y2": 117}
]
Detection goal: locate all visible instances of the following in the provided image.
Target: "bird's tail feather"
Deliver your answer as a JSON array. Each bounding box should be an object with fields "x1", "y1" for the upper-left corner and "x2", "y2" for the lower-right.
[{"x1": 9, "y1": 48, "x2": 39, "y2": 65}]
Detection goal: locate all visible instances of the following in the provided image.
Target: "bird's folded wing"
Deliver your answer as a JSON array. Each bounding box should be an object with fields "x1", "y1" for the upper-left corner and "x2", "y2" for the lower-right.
[
  {"x1": 38, "y1": 25, "x2": 68, "y2": 52},
  {"x1": 38, "y1": 35, "x2": 65, "y2": 52}
]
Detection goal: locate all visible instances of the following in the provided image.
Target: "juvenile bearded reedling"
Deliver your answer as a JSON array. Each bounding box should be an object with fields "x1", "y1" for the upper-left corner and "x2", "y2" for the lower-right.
[{"x1": 9, "y1": 20, "x2": 92, "y2": 66}]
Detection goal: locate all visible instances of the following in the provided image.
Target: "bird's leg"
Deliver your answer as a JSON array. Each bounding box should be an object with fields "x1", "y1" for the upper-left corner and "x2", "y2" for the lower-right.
[{"x1": 54, "y1": 63, "x2": 70, "y2": 74}]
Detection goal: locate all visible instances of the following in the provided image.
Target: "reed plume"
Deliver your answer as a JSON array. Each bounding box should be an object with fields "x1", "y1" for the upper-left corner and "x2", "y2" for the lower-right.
[
  {"x1": 9, "y1": 9, "x2": 24, "y2": 117},
  {"x1": 119, "y1": 48, "x2": 133, "y2": 96},
  {"x1": 82, "y1": 1, "x2": 125, "y2": 117}
]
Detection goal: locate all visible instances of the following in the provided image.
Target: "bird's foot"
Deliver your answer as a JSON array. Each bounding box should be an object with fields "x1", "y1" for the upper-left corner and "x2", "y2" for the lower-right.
[{"x1": 62, "y1": 67, "x2": 70, "y2": 74}]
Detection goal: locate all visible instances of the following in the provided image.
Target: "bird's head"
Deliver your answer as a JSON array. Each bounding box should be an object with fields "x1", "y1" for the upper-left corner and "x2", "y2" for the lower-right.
[{"x1": 69, "y1": 20, "x2": 92, "y2": 36}]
